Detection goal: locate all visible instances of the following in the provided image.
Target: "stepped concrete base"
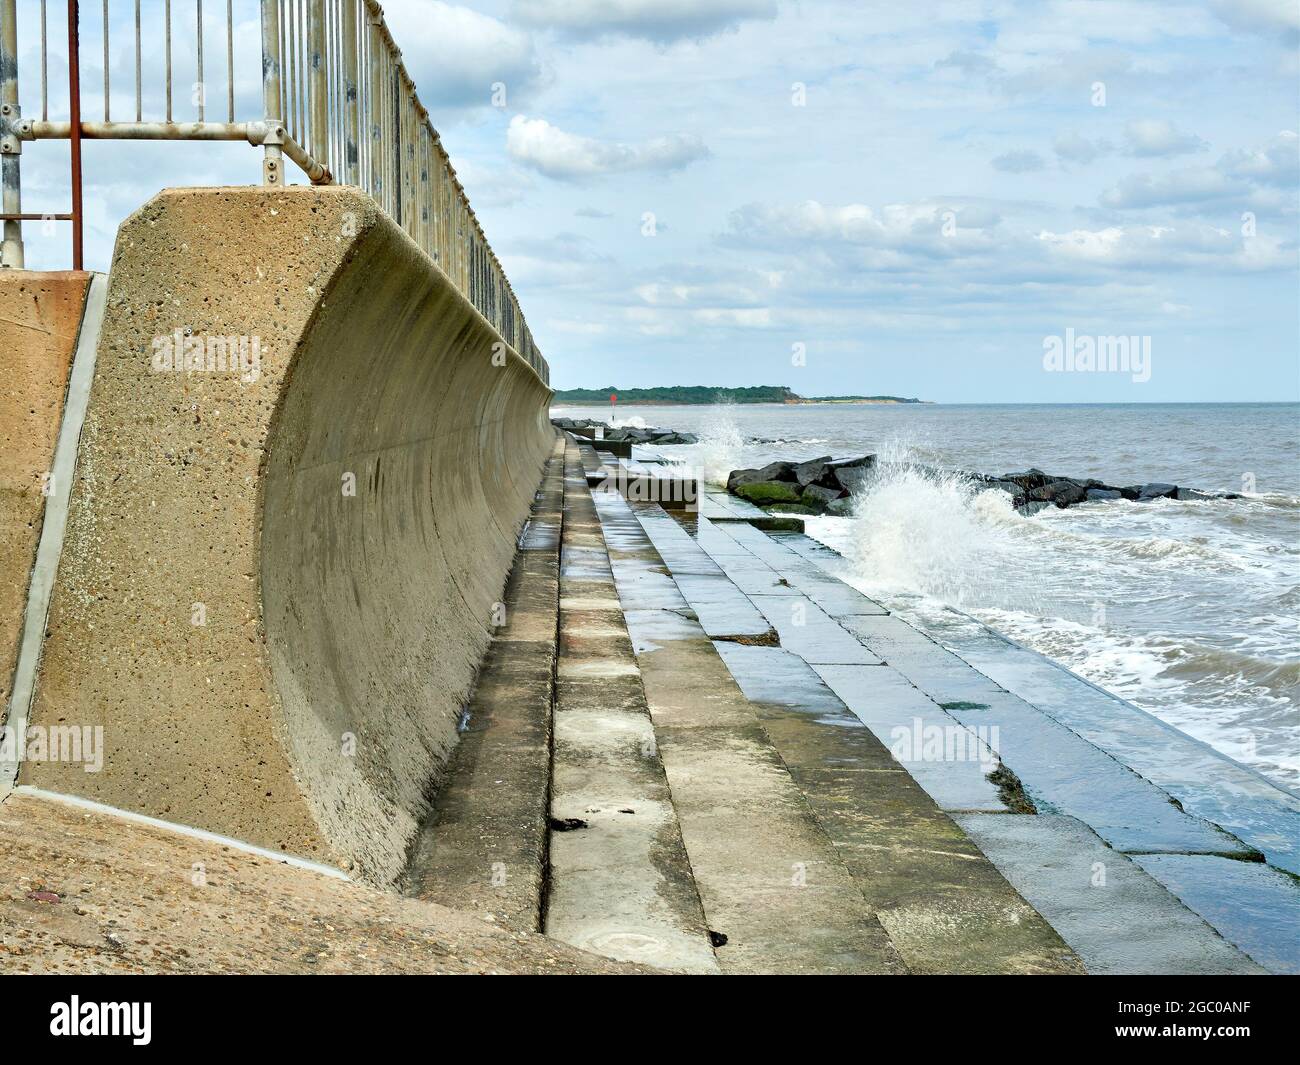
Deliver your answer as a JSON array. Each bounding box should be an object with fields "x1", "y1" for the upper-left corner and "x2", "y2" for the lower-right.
[
  {"x1": 401, "y1": 439, "x2": 565, "y2": 929},
  {"x1": 595, "y1": 493, "x2": 907, "y2": 974}
]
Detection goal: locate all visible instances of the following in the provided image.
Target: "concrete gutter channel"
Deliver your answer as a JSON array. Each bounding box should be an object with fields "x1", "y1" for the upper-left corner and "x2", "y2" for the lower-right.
[{"x1": 401, "y1": 438, "x2": 566, "y2": 928}]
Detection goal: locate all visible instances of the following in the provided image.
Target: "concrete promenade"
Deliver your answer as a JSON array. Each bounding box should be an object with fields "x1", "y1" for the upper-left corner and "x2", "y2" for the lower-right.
[{"x1": 1, "y1": 188, "x2": 1294, "y2": 975}]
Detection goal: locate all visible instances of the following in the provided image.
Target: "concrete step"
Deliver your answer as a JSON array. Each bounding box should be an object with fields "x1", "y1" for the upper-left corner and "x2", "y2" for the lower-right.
[
  {"x1": 625, "y1": 504, "x2": 1082, "y2": 973},
  {"x1": 773, "y1": 528, "x2": 1300, "y2": 876},
  {"x1": 679, "y1": 513, "x2": 1278, "y2": 973},
  {"x1": 953, "y1": 814, "x2": 1264, "y2": 975},
  {"x1": 399, "y1": 438, "x2": 566, "y2": 928},
  {"x1": 592, "y1": 489, "x2": 915, "y2": 974},
  {"x1": 698, "y1": 520, "x2": 1257, "y2": 857},
  {"x1": 543, "y1": 442, "x2": 719, "y2": 972}
]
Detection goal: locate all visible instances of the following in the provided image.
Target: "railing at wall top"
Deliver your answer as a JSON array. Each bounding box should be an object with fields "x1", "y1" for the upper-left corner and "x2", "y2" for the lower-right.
[{"x1": 0, "y1": 0, "x2": 546, "y2": 383}]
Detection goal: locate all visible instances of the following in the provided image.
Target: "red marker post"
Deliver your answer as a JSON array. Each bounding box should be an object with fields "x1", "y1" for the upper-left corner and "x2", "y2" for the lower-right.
[{"x1": 610, "y1": 392, "x2": 617, "y2": 419}]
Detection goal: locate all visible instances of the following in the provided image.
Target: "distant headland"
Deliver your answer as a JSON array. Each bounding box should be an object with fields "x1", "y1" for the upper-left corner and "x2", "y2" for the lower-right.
[{"x1": 551, "y1": 385, "x2": 925, "y2": 405}]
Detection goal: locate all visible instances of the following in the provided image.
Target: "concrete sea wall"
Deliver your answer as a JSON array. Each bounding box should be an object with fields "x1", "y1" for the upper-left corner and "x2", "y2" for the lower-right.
[
  {"x1": 15, "y1": 187, "x2": 553, "y2": 884},
  {"x1": 0, "y1": 272, "x2": 92, "y2": 719}
]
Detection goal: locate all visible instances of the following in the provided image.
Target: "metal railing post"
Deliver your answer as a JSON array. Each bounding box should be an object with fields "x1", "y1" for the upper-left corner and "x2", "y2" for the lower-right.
[
  {"x1": 308, "y1": 0, "x2": 326, "y2": 164},
  {"x1": 341, "y1": 0, "x2": 358, "y2": 185},
  {"x1": 67, "y1": 0, "x2": 82, "y2": 269},
  {"x1": 1, "y1": 0, "x2": 24, "y2": 267},
  {"x1": 367, "y1": 9, "x2": 380, "y2": 200},
  {"x1": 260, "y1": 0, "x2": 282, "y2": 185}
]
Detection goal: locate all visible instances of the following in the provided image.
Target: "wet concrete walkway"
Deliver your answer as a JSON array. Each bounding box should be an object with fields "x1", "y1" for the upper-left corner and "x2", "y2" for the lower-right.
[{"x1": 399, "y1": 434, "x2": 1295, "y2": 974}]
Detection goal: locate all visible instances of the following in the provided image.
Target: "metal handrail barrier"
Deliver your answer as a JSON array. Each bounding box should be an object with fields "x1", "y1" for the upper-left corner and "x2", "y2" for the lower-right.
[{"x1": 0, "y1": 0, "x2": 546, "y2": 382}]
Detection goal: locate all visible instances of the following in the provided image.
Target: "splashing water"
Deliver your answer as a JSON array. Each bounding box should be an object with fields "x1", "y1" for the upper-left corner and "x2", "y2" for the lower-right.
[
  {"x1": 683, "y1": 404, "x2": 747, "y2": 487},
  {"x1": 845, "y1": 458, "x2": 1039, "y2": 610},
  {"x1": 609, "y1": 413, "x2": 649, "y2": 429}
]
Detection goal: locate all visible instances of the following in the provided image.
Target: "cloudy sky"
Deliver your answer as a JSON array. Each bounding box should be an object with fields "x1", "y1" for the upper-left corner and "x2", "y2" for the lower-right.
[{"x1": 12, "y1": 0, "x2": 1300, "y2": 401}]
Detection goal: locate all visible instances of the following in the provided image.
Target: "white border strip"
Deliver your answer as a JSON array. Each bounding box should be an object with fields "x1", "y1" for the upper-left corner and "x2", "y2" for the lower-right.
[
  {"x1": 1, "y1": 273, "x2": 108, "y2": 796},
  {"x1": 10, "y1": 785, "x2": 351, "y2": 880}
]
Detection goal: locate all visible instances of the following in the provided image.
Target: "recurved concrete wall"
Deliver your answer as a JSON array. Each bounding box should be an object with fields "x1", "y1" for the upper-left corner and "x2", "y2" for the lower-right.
[
  {"x1": 0, "y1": 271, "x2": 91, "y2": 716},
  {"x1": 20, "y1": 188, "x2": 553, "y2": 885}
]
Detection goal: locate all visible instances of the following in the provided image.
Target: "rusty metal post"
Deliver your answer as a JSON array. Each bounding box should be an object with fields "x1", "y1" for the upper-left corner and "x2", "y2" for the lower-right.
[
  {"x1": 260, "y1": 0, "x2": 282, "y2": 185},
  {"x1": 67, "y1": 0, "x2": 82, "y2": 268},
  {"x1": 1, "y1": 0, "x2": 24, "y2": 267}
]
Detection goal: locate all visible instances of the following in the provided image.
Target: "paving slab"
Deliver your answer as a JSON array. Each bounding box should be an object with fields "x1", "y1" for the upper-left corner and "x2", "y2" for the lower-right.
[
  {"x1": 941, "y1": 692, "x2": 1256, "y2": 857},
  {"x1": 779, "y1": 531, "x2": 1300, "y2": 877},
  {"x1": 955, "y1": 631, "x2": 1300, "y2": 876},
  {"x1": 714, "y1": 642, "x2": 1082, "y2": 974},
  {"x1": 749, "y1": 596, "x2": 884, "y2": 665},
  {"x1": 630, "y1": 509, "x2": 779, "y2": 638},
  {"x1": 705, "y1": 520, "x2": 888, "y2": 616},
  {"x1": 1133, "y1": 854, "x2": 1300, "y2": 975},
  {"x1": 953, "y1": 813, "x2": 1264, "y2": 975},
  {"x1": 811, "y1": 663, "x2": 1007, "y2": 812}
]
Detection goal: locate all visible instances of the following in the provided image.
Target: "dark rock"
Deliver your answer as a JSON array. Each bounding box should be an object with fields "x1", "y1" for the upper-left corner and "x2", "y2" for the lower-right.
[
  {"x1": 1019, "y1": 500, "x2": 1053, "y2": 516},
  {"x1": 1119, "y1": 486, "x2": 1142, "y2": 500},
  {"x1": 827, "y1": 455, "x2": 875, "y2": 471},
  {"x1": 727, "y1": 468, "x2": 765, "y2": 493},
  {"x1": 793, "y1": 456, "x2": 834, "y2": 487},
  {"x1": 834, "y1": 465, "x2": 876, "y2": 496},
  {"x1": 605, "y1": 428, "x2": 631, "y2": 442},
  {"x1": 736, "y1": 481, "x2": 803, "y2": 505},
  {"x1": 1175, "y1": 488, "x2": 1213, "y2": 501},
  {"x1": 1085, "y1": 488, "x2": 1123, "y2": 501},
  {"x1": 1003, "y1": 468, "x2": 1049, "y2": 490},
  {"x1": 756, "y1": 461, "x2": 798, "y2": 482},
  {"x1": 1138, "y1": 483, "x2": 1178, "y2": 501},
  {"x1": 801, "y1": 483, "x2": 845, "y2": 511},
  {"x1": 1029, "y1": 480, "x2": 1088, "y2": 507},
  {"x1": 825, "y1": 496, "x2": 855, "y2": 517}
]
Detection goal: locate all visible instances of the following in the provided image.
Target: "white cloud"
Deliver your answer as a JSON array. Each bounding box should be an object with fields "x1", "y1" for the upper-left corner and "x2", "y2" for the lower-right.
[
  {"x1": 506, "y1": 115, "x2": 709, "y2": 180},
  {"x1": 992, "y1": 150, "x2": 1047, "y2": 173},
  {"x1": 1099, "y1": 131, "x2": 1300, "y2": 210},
  {"x1": 1100, "y1": 167, "x2": 1238, "y2": 208},
  {"x1": 513, "y1": 0, "x2": 778, "y2": 44},
  {"x1": 1036, "y1": 222, "x2": 1289, "y2": 270},
  {"x1": 1210, "y1": 0, "x2": 1300, "y2": 39},
  {"x1": 1054, "y1": 132, "x2": 1112, "y2": 164},
  {"x1": 1123, "y1": 119, "x2": 1208, "y2": 157},
  {"x1": 1219, "y1": 130, "x2": 1300, "y2": 186},
  {"x1": 381, "y1": 1, "x2": 542, "y2": 108}
]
